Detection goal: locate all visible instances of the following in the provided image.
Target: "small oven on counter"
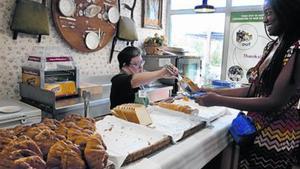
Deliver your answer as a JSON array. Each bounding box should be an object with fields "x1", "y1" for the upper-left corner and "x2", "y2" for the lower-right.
[{"x1": 22, "y1": 55, "x2": 79, "y2": 98}]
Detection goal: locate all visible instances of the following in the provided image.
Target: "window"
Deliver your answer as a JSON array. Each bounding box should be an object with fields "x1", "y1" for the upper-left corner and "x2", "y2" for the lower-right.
[
  {"x1": 232, "y1": 0, "x2": 264, "y2": 6},
  {"x1": 168, "y1": 0, "x2": 264, "y2": 83},
  {"x1": 170, "y1": 13, "x2": 225, "y2": 83}
]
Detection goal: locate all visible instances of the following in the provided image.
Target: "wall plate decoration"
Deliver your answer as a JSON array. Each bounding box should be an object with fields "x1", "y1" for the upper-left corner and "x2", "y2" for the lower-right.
[
  {"x1": 85, "y1": 31, "x2": 100, "y2": 49},
  {"x1": 108, "y1": 6, "x2": 120, "y2": 24},
  {"x1": 59, "y1": 0, "x2": 76, "y2": 17},
  {"x1": 51, "y1": 0, "x2": 118, "y2": 52}
]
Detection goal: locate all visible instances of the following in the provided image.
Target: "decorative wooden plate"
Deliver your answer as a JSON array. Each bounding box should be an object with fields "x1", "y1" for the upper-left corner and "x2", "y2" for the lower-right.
[{"x1": 51, "y1": 0, "x2": 118, "y2": 52}]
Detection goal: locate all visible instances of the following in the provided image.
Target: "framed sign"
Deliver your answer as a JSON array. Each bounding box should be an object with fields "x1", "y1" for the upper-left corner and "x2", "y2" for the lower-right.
[{"x1": 142, "y1": 0, "x2": 163, "y2": 29}]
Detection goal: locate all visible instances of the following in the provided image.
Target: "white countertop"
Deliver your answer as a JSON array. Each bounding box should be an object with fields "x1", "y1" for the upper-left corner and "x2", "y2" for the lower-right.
[{"x1": 122, "y1": 108, "x2": 239, "y2": 169}]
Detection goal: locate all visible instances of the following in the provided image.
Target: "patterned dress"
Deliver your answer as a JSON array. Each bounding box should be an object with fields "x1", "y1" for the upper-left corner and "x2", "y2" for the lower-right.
[{"x1": 239, "y1": 40, "x2": 300, "y2": 169}]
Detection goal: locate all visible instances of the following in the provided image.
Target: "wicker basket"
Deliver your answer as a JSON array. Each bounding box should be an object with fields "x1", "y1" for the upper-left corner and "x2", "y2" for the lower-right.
[{"x1": 144, "y1": 46, "x2": 163, "y2": 55}]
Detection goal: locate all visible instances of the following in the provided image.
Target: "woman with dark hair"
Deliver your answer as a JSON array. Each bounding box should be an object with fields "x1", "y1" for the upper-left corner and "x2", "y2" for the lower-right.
[
  {"x1": 196, "y1": 0, "x2": 300, "y2": 168},
  {"x1": 110, "y1": 46, "x2": 178, "y2": 109}
]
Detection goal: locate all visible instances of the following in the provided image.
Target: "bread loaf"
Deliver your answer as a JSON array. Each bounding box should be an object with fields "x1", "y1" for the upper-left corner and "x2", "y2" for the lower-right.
[
  {"x1": 112, "y1": 103, "x2": 152, "y2": 125},
  {"x1": 158, "y1": 102, "x2": 193, "y2": 114},
  {"x1": 180, "y1": 76, "x2": 200, "y2": 93}
]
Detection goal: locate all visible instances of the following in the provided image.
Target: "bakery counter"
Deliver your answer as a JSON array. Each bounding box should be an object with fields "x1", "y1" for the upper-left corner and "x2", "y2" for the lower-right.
[
  {"x1": 121, "y1": 108, "x2": 239, "y2": 169},
  {"x1": 52, "y1": 93, "x2": 110, "y2": 120},
  {"x1": 20, "y1": 75, "x2": 114, "y2": 119},
  {"x1": 21, "y1": 89, "x2": 111, "y2": 120}
]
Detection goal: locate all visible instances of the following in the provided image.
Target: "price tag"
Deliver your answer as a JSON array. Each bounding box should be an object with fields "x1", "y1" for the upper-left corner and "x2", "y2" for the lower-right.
[
  {"x1": 138, "y1": 90, "x2": 147, "y2": 98},
  {"x1": 158, "y1": 58, "x2": 171, "y2": 67}
]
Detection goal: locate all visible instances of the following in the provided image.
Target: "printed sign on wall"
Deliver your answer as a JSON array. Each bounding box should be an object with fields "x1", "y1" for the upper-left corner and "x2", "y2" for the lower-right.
[{"x1": 226, "y1": 11, "x2": 272, "y2": 84}]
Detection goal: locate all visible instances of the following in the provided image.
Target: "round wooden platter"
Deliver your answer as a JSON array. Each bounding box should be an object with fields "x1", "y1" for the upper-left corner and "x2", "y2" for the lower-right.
[{"x1": 51, "y1": 0, "x2": 117, "y2": 52}]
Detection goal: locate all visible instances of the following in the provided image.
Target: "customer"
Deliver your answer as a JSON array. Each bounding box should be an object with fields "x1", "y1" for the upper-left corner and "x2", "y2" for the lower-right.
[
  {"x1": 195, "y1": 0, "x2": 300, "y2": 168},
  {"x1": 110, "y1": 46, "x2": 178, "y2": 109}
]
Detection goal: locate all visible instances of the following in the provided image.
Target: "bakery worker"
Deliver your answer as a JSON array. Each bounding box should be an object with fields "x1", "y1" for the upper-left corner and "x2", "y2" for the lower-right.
[{"x1": 110, "y1": 46, "x2": 178, "y2": 109}]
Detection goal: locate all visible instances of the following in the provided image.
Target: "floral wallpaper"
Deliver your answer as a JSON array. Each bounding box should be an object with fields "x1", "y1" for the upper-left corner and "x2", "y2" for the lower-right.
[{"x1": 0, "y1": 0, "x2": 166, "y2": 99}]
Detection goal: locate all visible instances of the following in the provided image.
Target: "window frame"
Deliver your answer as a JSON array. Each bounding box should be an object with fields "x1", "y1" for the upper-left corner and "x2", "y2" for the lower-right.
[{"x1": 166, "y1": 0, "x2": 263, "y2": 80}]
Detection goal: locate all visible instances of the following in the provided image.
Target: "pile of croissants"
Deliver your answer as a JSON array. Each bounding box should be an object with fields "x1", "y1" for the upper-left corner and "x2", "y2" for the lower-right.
[{"x1": 0, "y1": 114, "x2": 108, "y2": 169}]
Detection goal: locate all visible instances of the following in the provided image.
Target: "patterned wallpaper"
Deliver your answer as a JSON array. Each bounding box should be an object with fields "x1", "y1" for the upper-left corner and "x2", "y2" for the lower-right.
[{"x1": 0, "y1": 0, "x2": 166, "y2": 99}]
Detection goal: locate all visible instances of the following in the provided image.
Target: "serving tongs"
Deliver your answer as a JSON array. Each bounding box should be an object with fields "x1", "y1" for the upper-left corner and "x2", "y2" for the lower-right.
[
  {"x1": 82, "y1": 91, "x2": 91, "y2": 117},
  {"x1": 165, "y1": 64, "x2": 206, "y2": 99}
]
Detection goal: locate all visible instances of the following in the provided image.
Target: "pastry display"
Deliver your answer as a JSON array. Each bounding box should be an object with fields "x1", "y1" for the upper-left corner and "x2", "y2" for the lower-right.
[
  {"x1": 0, "y1": 114, "x2": 108, "y2": 169},
  {"x1": 158, "y1": 102, "x2": 194, "y2": 114},
  {"x1": 112, "y1": 103, "x2": 152, "y2": 125}
]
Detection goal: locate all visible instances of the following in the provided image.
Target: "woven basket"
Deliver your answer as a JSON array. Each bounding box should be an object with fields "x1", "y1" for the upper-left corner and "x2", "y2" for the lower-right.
[{"x1": 144, "y1": 46, "x2": 163, "y2": 55}]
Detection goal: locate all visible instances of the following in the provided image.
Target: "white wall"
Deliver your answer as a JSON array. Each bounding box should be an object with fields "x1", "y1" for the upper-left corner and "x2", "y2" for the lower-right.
[{"x1": 0, "y1": 0, "x2": 167, "y2": 98}]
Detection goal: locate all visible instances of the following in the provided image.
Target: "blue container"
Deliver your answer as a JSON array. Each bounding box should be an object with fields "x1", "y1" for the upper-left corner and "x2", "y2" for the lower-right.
[{"x1": 211, "y1": 80, "x2": 234, "y2": 88}]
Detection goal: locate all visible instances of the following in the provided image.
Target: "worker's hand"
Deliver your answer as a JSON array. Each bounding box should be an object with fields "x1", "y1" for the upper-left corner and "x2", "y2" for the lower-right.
[
  {"x1": 194, "y1": 92, "x2": 219, "y2": 107},
  {"x1": 161, "y1": 64, "x2": 178, "y2": 78},
  {"x1": 197, "y1": 86, "x2": 214, "y2": 93}
]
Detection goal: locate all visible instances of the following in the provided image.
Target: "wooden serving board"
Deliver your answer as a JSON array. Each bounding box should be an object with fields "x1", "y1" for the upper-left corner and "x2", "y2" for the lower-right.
[
  {"x1": 51, "y1": 0, "x2": 117, "y2": 52},
  {"x1": 180, "y1": 121, "x2": 206, "y2": 141},
  {"x1": 123, "y1": 136, "x2": 171, "y2": 165}
]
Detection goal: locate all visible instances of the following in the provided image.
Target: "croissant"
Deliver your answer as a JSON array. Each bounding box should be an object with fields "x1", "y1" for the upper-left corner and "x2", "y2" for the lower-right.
[
  {"x1": 5, "y1": 136, "x2": 43, "y2": 158},
  {"x1": 84, "y1": 134, "x2": 108, "y2": 169},
  {"x1": 0, "y1": 148, "x2": 45, "y2": 169},
  {"x1": 62, "y1": 114, "x2": 83, "y2": 123},
  {"x1": 23, "y1": 126, "x2": 46, "y2": 139},
  {"x1": 47, "y1": 140, "x2": 85, "y2": 169},
  {"x1": 13, "y1": 156, "x2": 46, "y2": 169},
  {"x1": 10, "y1": 125, "x2": 31, "y2": 137},
  {"x1": 61, "y1": 149, "x2": 86, "y2": 169},
  {"x1": 32, "y1": 129, "x2": 64, "y2": 157},
  {"x1": 0, "y1": 129, "x2": 16, "y2": 152},
  {"x1": 76, "y1": 118, "x2": 96, "y2": 131},
  {"x1": 9, "y1": 149, "x2": 38, "y2": 160}
]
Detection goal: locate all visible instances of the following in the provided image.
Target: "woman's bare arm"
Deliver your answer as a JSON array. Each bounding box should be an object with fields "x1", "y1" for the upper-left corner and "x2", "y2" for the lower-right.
[
  {"x1": 131, "y1": 67, "x2": 178, "y2": 88},
  {"x1": 209, "y1": 87, "x2": 251, "y2": 97},
  {"x1": 196, "y1": 51, "x2": 300, "y2": 112}
]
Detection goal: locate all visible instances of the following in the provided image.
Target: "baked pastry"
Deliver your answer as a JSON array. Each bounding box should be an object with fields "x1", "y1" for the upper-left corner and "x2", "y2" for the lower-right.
[
  {"x1": 5, "y1": 136, "x2": 43, "y2": 158},
  {"x1": 13, "y1": 155, "x2": 46, "y2": 169},
  {"x1": 32, "y1": 129, "x2": 65, "y2": 157},
  {"x1": 10, "y1": 125, "x2": 31, "y2": 136},
  {"x1": 158, "y1": 102, "x2": 193, "y2": 114},
  {"x1": 41, "y1": 118, "x2": 63, "y2": 130},
  {"x1": 0, "y1": 129, "x2": 16, "y2": 152},
  {"x1": 47, "y1": 140, "x2": 85, "y2": 169},
  {"x1": 84, "y1": 134, "x2": 108, "y2": 169},
  {"x1": 0, "y1": 114, "x2": 107, "y2": 169},
  {"x1": 23, "y1": 126, "x2": 48, "y2": 139},
  {"x1": 76, "y1": 118, "x2": 96, "y2": 131},
  {"x1": 0, "y1": 143, "x2": 45, "y2": 169},
  {"x1": 63, "y1": 114, "x2": 96, "y2": 132},
  {"x1": 62, "y1": 114, "x2": 83, "y2": 123}
]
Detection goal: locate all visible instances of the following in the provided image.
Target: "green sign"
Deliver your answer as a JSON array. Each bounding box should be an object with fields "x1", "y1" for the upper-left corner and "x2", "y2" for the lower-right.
[{"x1": 231, "y1": 11, "x2": 263, "y2": 22}]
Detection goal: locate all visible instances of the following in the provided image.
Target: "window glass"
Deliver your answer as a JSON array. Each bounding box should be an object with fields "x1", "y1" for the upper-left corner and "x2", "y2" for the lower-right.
[
  {"x1": 169, "y1": 13, "x2": 225, "y2": 84},
  {"x1": 171, "y1": 0, "x2": 226, "y2": 10},
  {"x1": 232, "y1": 0, "x2": 264, "y2": 6}
]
